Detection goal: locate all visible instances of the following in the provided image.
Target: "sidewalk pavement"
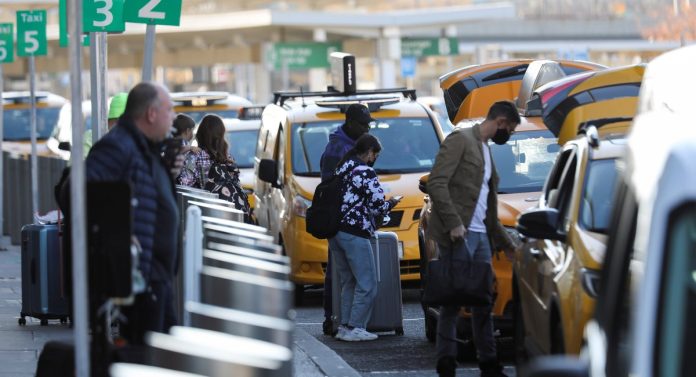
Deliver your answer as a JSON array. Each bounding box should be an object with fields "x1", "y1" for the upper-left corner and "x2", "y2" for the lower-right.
[{"x1": 0, "y1": 235, "x2": 357, "y2": 376}]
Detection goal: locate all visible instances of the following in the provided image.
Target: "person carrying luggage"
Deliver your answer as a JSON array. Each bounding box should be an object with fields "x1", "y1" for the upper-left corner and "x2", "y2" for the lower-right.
[
  {"x1": 427, "y1": 101, "x2": 520, "y2": 377},
  {"x1": 318, "y1": 103, "x2": 373, "y2": 334},
  {"x1": 329, "y1": 134, "x2": 401, "y2": 342}
]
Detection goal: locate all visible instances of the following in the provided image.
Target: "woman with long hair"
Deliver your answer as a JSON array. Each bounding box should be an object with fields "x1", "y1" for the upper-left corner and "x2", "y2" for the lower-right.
[
  {"x1": 330, "y1": 133, "x2": 401, "y2": 342},
  {"x1": 177, "y1": 114, "x2": 251, "y2": 219}
]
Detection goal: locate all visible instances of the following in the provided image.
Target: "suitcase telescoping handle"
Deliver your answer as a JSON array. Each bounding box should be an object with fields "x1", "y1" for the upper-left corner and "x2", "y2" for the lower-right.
[{"x1": 375, "y1": 233, "x2": 380, "y2": 282}]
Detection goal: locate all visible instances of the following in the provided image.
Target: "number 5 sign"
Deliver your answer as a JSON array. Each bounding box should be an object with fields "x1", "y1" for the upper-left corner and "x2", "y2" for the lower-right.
[
  {"x1": 17, "y1": 10, "x2": 47, "y2": 57},
  {"x1": 124, "y1": 0, "x2": 182, "y2": 26},
  {"x1": 0, "y1": 24, "x2": 14, "y2": 63}
]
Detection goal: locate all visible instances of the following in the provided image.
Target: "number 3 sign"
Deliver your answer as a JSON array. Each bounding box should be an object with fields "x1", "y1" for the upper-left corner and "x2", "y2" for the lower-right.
[
  {"x1": 124, "y1": 0, "x2": 182, "y2": 26},
  {"x1": 84, "y1": 0, "x2": 126, "y2": 32}
]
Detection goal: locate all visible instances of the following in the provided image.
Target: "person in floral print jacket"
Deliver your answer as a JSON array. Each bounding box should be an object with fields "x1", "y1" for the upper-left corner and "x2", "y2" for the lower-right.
[{"x1": 330, "y1": 134, "x2": 402, "y2": 342}]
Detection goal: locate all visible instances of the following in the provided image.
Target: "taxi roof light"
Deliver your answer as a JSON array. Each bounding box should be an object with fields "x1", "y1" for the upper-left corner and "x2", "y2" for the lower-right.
[{"x1": 315, "y1": 97, "x2": 400, "y2": 113}]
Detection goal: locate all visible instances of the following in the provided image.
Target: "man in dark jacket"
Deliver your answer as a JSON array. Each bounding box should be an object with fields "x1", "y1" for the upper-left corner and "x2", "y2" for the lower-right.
[
  {"x1": 318, "y1": 103, "x2": 374, "y2": 335},
  {"x1": 86, "y1": 82, "x2": 180, "y2": 344}
]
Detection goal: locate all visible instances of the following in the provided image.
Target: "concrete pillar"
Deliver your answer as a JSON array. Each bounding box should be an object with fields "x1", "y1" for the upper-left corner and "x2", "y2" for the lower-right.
[
  {"x1": 377, "y1": 27, "x2": 401, "y2": 88},
  {"x1": 308, "y1": 29, "x2": 328, "y2": 92}
]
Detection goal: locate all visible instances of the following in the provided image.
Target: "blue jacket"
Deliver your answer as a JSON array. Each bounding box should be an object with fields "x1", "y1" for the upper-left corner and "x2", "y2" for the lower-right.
[
  {"x1": 86, "y1": 117, "x2": 166, "y2": 281},
  {"x1": 319, "y1": 125, "x2": 355, "y2": 182}
]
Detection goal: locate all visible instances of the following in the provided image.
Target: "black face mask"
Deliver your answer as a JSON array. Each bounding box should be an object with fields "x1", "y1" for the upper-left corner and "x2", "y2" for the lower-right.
[
  {"x1": 367, "y1": 158, "x2": 377, "y2": 167},
  {"x1": 491, "y1": 127, "x2": 511, "y2": 145}
]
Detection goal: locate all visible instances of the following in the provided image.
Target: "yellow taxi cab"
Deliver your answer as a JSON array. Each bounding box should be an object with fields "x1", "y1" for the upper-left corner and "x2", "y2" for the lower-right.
[
  {"x1": 2, "y1": 91, "x2": 68, "y2": 158},
  {"x1": 512, "y1": 64, "x2": 645, "y2": 359},
  {"x1": 417, "y1": 60, "x2": 604, "y2": 356},
  {"x1": 222, "y1": 106, "x2": 264, "y2": 214},
  {"x1": 254, "y1": 57, "x2": 444, "y2": 298},
  {"x1": 171, "y1": 91, "x2": 252, "y2": 124}
]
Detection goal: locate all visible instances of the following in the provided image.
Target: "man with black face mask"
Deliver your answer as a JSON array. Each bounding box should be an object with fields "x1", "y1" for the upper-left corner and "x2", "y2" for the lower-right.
[
  {"x1": 317, "y1": 103, "x2": 374, "y2": 335},
  {"x1": 426, "y1": 101, "x2": 520, "y2": 377}
]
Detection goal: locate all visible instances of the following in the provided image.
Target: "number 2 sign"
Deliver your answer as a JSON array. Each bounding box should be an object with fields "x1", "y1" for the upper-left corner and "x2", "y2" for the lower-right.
[{"x1": 123, "y1": 0, "x2": 182, "y2": 26}]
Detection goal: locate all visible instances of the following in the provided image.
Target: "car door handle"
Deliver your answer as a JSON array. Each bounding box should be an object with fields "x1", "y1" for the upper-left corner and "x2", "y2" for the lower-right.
[{"x1": 529, "y1": 248, "x2": 542, "y2": 258}]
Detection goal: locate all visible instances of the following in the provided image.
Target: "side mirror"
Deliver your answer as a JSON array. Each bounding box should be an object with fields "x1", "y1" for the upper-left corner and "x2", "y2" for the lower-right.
[
  {"x1": 58, "y1": 141, "x2": 71, "y2": 151},
  {"x1": 519, "y1": 152, "x2": 527, "y2": 164},
  {"x1": 418, "y1": 173, "x2": 429, "y2": 194},
  {"x1": 547, "y1": 144, "x2": 561, "y2": 153},
  {"x1": 516, "y1": 207, "x2": 565, "y2": 242},
  {"x1": 258, "y1": 158, "x2": 281, "y2": 188},
  {"x1": 520, "y1": 356, "x2": 588, "y2": 377}
]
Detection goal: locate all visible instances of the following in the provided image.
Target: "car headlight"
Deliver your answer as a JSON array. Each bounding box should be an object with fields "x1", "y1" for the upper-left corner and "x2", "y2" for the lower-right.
[
  {"x1": 581, "y1": 268, "x2": 601, "y2": 298},
  {"x1": 293, "y1": 195, "x2": 312, "y2": 218}
]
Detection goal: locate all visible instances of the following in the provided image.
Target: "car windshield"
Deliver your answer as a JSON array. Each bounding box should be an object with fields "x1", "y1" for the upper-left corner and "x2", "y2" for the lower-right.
[
  {"x1": 226, "y1": 129, "x2": 259, "y2": 169},
  {"x1": 182, "y1": 110, "x2": 238, "y2": 124},
  {"x1": 580, "y1": 158, "x2": 618, "y2": 233},
  {"x1": 292, "y1": 117, "x2": 440, "y2": 176},
  {"x1": 488, "y1": 130, "x2": 558, "y2": 193},
  {"x1": 3, "y1": 107, "x2": 61, "y2": 141}
]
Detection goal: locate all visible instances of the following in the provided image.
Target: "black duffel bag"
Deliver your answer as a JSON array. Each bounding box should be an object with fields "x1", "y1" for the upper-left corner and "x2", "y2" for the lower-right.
[{"x1": 421, "y1": 241, "x2": 493, "y2": 307}]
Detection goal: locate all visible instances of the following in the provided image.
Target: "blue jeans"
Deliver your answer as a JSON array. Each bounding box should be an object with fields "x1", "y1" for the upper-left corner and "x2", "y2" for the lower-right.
[
  {"x1": 329, "y1": 231, "x2": 378, "y2": 329},
  {"x1": 436, "y1": 231, "x2": 497, "y2": 363}
]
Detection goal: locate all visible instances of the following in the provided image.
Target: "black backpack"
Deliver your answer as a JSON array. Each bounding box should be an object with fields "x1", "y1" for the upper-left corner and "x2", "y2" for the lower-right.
[{"x1": 306, "y1": 173, "x2": 345, "y2": 239}]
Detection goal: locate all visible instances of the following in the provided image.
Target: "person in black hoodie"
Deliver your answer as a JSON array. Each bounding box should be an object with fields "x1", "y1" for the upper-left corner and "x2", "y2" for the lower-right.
[{"x1": 318, "y1": 103, "x2": 374, "y2": 334}]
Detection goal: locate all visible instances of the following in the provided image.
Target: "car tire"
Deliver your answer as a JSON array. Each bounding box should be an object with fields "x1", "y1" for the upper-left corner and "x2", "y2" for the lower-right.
[{"x1": 294, "y1": 283, "x2": 304, "y2": 306}]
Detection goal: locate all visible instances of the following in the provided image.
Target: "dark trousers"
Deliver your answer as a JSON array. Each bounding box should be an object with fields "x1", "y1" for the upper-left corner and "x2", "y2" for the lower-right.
[
  {"x1": 121, "y1": 279, "x2": 177, "y2": 345},
  {"x1": 323, "y1": 248, "x2": 332, "y2": 319}
]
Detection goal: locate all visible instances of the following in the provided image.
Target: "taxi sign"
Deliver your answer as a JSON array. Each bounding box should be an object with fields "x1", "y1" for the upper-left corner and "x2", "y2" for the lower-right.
[
  {"x1": 17, "y1": 10, "x2": 47, "y2": 57},
  {"x1": 123, "y1": 0, "x2": 182, "y2": 26},
  {"x1": 0, "y1": 24, "x2": 14, "y2": 63},
  {"x1": 84, "y1": 0, "x2": 126, "y2": 32}
]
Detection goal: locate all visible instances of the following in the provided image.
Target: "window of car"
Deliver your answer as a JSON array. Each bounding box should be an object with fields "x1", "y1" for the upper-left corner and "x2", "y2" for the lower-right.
[
  {"x1": 488, "y1": 130, "x2": 557, "y2": 194},
  {"x1": 656, "y1": 202, "x2": 696, "y2": 377},
  {"x1": 579, "y1": 158, "x2": 619, "y2": 233},
  {"x1": 542, "y1": 147, "x2": 574, "y2": 207},
  {"x1": 3, "y1": 107, "x2": 62, "y2": 141},
  {"x1": 552, "y1": 151, "x2": 578, "y2": 229},
  {"x1": 291, "y1": 117, "x2": 440, "y2": 176},
  {"x1": 181, "y1": 110, "x2": 239, "y2": 124},
  {"x1": 225, "y1": 129, "x2": 259, "y2": 169}
]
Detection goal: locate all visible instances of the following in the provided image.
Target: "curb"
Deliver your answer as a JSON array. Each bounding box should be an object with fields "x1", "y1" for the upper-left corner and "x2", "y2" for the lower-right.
[{"x1": 294, "y1": 327, "x2": 361, "y2": 377}]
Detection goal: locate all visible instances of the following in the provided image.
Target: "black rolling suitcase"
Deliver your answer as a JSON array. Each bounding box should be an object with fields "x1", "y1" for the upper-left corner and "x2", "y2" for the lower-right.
[
  {"x1": 19, "y1": 223, "x2": 69, "y2": 325},
  {"x1": 331, "y1": 231, "x2": 404, "y2": 335}
]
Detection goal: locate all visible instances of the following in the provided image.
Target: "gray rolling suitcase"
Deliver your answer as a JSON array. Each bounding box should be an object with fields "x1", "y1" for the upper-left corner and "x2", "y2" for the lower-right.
[
  {"x1": 19, "y1": 224, "x2": 69, "y2": 326},
  {"x1": 331, "y1": 231, "x2": 404, "y2": 335}
]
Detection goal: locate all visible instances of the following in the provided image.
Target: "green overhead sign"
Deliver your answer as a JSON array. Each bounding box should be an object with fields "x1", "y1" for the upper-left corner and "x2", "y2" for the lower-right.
[
  {"x1": 270, "y1": 42, "x2": 342, "y2": 70},
  {"x1": 17, "y1": 10, "x2": 47, "y2": 57},
  {"x1": 401, "y1": 38, "x2": 459, "y2": 57},
  {"x1": 123, "y1": 0, "x2": 183, "y2": 26},
  {"x1": 0, "y1": 24, "x2": 14, "y2": 63}
]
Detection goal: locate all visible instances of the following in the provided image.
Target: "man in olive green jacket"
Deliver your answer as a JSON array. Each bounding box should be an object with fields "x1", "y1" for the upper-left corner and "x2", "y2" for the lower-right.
[{"x1": 427, "y1": 101, "x2": 520, "y2": 377}]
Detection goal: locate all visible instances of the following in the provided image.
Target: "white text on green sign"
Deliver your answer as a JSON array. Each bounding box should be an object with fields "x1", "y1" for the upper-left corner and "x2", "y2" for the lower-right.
[
  {"x1": 17, "y1": 10, "x2": 47, "y2": 57},
  {"x1": 0, "y1": 23, "x2": 14, "y2": 63},
  {"x1": 84, "y1": 0, "x2": 126, "y2": 32},
  {"x1": 401, "y1": 38, "x2": 459, "y2": 57},
  {"x1": 271, "y1": 42, "x2": 341, "y2": 70},
  {"x1": 123, "y1": 0, "x2": 182, "y2": 26}
]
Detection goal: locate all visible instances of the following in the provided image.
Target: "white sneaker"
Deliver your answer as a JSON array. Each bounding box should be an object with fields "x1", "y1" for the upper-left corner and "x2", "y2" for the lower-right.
[
  {"x1": 335, "y1": 325, "x2": 349, "y2": 340},
  {"x1": 341, "y1": 327, "x2": 378, "y2": 342}
]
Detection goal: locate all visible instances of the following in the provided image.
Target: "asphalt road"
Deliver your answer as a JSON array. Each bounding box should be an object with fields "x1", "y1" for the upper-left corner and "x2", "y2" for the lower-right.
[{"x1": 294, "y1": 287, "x2": 517, "y2": 377}]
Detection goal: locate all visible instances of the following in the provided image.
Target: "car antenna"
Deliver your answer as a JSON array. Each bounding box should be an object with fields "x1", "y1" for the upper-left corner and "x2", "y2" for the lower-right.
[{"x1": 300, "y1": 86, "x2": 307, "y2": 108}]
